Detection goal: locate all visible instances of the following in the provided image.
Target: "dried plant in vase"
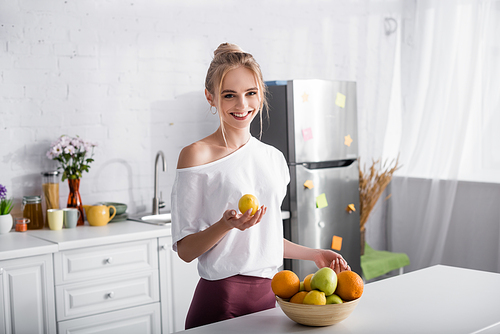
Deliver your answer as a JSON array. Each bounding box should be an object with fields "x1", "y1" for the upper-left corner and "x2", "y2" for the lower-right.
[{"x1": 358, "y1": 156, "x2": 400, "y2": 255}]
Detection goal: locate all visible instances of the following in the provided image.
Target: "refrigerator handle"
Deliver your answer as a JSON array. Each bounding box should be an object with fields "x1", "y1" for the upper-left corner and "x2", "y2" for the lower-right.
[{"x1": 290, "y1": 159, "x2": 357, "y2": 170}]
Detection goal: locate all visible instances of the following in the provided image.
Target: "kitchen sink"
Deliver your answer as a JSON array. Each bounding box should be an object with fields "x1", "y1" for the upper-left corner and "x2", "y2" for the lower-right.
[{"x1": 129, "y1": 212, "x2": 171, "y2": 225}]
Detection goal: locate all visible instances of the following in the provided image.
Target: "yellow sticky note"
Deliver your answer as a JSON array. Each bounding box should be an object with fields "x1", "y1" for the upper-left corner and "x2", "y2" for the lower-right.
[
  {"x1": 344, "y1": 134, "x2": 353, "y2": 147},
  {"x1": 346, "y1": 204, "x2": 356, "y2": 213},
  {"x1": 304, "y1": 180, "x2": 314, "y2": 189},
  {"x1": 331, "y1": 235, "x2": 343, "y2": 251},
  {"x1": 335, "y1": 92, "x2": 346, "y2": 108},
  {"x1": 316, "y1": 193, "x2": 328, "y2": 209},
  {"x1": 302, "y1": 92, "x2": 309, "y2": 102}
]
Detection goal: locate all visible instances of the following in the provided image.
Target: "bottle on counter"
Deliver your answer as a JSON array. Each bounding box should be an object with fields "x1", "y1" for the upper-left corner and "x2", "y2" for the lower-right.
[
  {"x1": 41, "y1": 171, "x2": 60, "y2": 228},
  {"x1": 22, "y1": 196, "x2": 44, "y2": 230}
]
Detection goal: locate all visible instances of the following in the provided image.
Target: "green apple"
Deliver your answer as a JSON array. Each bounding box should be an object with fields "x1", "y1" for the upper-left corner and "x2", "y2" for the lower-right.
[
  {"x1": 299, "y1": 281, "x2": 305, "y2": 291},
  {"x1": 310, "y1": 267, "x2": 337, "y2": 296},
  {"x1": 326, "y1": 294, "x2": 343, "y2": 304}
]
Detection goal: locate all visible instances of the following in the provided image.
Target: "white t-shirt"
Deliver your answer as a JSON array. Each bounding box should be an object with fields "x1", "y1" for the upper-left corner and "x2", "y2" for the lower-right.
[{"x1": 171, "y1": 137, "x2": 290, "y2": 281}]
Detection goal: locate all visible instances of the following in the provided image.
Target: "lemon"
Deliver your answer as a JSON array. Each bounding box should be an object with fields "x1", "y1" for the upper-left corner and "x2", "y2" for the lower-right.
[
  {"x1": 302, "y1": 290, "x2": 326, "y2": 305},
  {"x1": 303, "y1": 273, "x2": 314, "y2": 291},
  {"x1": 238, "y1": 194, "x2": 259, "y2": 215}
]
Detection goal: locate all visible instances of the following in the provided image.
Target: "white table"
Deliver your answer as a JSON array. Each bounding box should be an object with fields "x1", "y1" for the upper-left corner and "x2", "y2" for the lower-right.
[{"x1": 174, "y1": 265, "x2": 500, "y2": 333}]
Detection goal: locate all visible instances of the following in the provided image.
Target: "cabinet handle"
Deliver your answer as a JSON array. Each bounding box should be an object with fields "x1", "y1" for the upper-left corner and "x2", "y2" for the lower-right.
[
  {"x1": 106, "y1": 291, "x2": 115, "y2": 299},
  {"x1": 161, "y1": 244, "x2": 168, "y2": 250},
  {"x1": 105, "y1": 257, "x2": 113, "y2": 264}
]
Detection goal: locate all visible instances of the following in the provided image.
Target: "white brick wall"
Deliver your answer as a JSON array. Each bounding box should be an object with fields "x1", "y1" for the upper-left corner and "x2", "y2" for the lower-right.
[{"x1": 0, "y1": 0, "x2": 402, "y2": 218}]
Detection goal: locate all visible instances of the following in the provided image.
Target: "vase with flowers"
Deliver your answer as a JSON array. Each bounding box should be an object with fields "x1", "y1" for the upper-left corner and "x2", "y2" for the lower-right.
[
  {"x1": 46, "y1": 135, "x2": 97, "y2": 226},
  {"x1": 0, "y1": 184, "x2": 14, "y2": 234}
]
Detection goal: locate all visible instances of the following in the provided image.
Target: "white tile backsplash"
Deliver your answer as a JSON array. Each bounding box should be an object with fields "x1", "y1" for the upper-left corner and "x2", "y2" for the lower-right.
[{"x1": 0, "y1": 0, "x2": 402, "y2": 218}]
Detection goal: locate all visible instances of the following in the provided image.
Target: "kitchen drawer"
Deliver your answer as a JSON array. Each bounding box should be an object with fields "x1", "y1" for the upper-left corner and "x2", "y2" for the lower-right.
[
  {"x1": 54, "y1": 238, "x2": 158, "y2": 285},
  {"x1": 58, "y1": 302, "x2": 161, "y2": 334},
  {"x1": 55, "y1": 269, "x2": 159, "y2": 321}
]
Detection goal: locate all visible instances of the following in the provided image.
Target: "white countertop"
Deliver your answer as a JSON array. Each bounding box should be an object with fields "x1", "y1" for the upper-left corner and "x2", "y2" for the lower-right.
[
  {"x1": 27, "y1": 221, "x2": 171, "y2": 250},
  {"x1": 0, "y1": 221, "x2": 172, "y2": 261},
  {"x1": 0, "y1": 233, "x2": 58, "y2": 261},
  {"x1": 174, "y1": 265, "x2": 500, "y2": 334}
]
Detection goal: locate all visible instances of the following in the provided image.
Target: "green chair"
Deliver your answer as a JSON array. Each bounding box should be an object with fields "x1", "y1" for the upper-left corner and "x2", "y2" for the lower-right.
[{"x1": 360, "y1": 244, "x2": 410, "y2": 281}]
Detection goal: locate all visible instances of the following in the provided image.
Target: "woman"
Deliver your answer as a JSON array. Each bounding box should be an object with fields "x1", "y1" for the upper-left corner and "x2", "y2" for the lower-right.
[{"x1": 171, "y1": 43, "x2": 350, "y2": 329}]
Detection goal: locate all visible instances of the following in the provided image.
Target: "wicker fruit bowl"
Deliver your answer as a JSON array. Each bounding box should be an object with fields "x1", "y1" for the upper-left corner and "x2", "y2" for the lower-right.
[{"x1": 276, "y1": 296, "x2": 360, "y2": 326}]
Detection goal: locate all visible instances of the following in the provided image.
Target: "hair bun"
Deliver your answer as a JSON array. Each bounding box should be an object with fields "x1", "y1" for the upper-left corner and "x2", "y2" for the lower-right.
[{"x1": 214, "y1": 43, "x2": 245, "y2": 57}]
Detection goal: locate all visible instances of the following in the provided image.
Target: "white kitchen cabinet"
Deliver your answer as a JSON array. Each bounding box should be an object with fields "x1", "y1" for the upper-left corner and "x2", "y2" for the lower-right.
[
  {"x1": 158, "y1": 236, "x2": 199, "y2": 333},
  {"x1": 53, "y1": 238, "x2": 161, "y2": 333},
  {"x1": 58, "y1": 303, "x2": 161, "y2": 334},
  {"x1": 55, "y1": 270, "x2": 159, "y2": 321},
  {"x1": 0, "y1": 254, "x2": 57, "y2": 334}
]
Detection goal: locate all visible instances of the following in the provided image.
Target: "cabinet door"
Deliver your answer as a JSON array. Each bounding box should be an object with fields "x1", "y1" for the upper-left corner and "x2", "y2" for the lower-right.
[
  {"x1": 0, "y1": 254, "x2": 56, "y2": 334},
  {"x1": 58, "y1": 303, "x2": 161, "y2": 334},
  {"x1": 55, "y1": 270, "x2": 159, "y2": 321},
  {"x1": 158, "y1": 237, "x2": 199, "y2": 333},
  {"x1": 54, "y1": 238, "x2": 158, "y2": 285}
]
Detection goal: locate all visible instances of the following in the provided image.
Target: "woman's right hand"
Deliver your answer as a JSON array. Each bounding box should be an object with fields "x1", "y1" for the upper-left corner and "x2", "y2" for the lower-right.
[
  {"x1": 222, "y1": 206, "x2": 267, "y2": 231},
  {"x1": 177, "y1": 205, "x2": 267, "y2": 263}
]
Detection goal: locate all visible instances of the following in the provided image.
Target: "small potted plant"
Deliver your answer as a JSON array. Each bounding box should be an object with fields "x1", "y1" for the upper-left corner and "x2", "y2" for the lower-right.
[
  {"x1": 0, "y1": 184, "x2": 14, "y2": 234},
  {"x1": 46, "y1": 135, "x2": 97, "y2": 225}
]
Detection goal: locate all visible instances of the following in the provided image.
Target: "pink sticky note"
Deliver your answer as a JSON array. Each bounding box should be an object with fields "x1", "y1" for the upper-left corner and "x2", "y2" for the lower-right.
[{"x1": 302, "y1": 128, "x2": 313, "y2": 141}]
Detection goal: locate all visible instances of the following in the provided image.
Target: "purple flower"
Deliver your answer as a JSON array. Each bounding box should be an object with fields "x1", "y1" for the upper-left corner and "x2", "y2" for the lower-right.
[
  {"x1": 46, "y1": 135, "x2": 97, "y2": 181},
  {"x1": 59, "y1": 135, "x2": 71, "y2": 147},
  {"x1": 47, "y1": 144, "x2": 63, "y2": 159},
  {"x1": 0, "y1": 184, "x2": 6, "y2": 200},
  {"x1": 64, "y1": 145, "x2": 76, "y2": 155}
]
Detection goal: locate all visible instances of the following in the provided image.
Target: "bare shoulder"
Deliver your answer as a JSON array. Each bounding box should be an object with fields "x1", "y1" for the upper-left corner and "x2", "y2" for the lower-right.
[
  {"x1": 177, "y1": 140, "x2": 215, "y2": 169},
  {"x1": 177, "y1": 142, "x2": 208, "y2": 169}
]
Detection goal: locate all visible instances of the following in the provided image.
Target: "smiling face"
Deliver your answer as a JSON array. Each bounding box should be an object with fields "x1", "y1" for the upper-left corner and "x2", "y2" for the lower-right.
[{"x1": 208, "y1": 66, "x2": 262, "y2": 132}]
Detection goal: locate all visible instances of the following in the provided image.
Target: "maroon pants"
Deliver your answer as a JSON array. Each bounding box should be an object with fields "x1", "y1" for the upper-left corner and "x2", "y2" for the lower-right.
[{"x1": 185, "y1": 275, "x2": 276, "y2": 330}]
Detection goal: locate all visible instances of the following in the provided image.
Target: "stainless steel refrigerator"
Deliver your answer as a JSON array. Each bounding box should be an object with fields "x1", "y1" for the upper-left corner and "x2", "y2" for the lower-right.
[{"x1": 251, "y1": 79, "x2": 362, "y2": 279}]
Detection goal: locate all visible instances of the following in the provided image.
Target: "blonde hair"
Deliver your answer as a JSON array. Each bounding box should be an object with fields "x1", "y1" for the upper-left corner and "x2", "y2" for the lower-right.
[{"x1": 205, "y1": 43, "x2": 268, "y2": 142}]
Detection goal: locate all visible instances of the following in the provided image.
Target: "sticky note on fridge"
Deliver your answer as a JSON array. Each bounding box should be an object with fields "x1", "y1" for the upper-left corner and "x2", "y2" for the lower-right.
[
  {"x1": 302, "y1": 92, "x2": 309, "y2": 102},
  {"x1": 304, "y1": 180, "x2": 314, "y2": 189},
  {"x1": 331, "y1": 235, "x2": 343, "y2": 251},
  {"x1": 316, "y1": 193, "x2": 328, "y2": 209},
  {"x1": 344, "y1": 134, "x2": 353, "y2": 147},
  {"x1": 335, "y1": 92, "x2": 346, "y2": 108},
  {"x1": 302, "y1": 128, "x2": 313, "y2": 141},
  {"x1": 346, "y1": 204, "x2": 356, "y2": 213}
]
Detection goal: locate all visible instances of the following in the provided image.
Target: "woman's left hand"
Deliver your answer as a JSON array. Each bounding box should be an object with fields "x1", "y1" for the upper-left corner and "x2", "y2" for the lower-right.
[{"x1": 313, "y1": 249, "x2": 351, "y2": 274}]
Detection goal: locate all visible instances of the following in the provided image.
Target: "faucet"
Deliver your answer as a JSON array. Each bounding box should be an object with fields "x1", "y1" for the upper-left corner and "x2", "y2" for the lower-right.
[{"x1": 152, "y1": 151, "x2": 166, "y2": 215}]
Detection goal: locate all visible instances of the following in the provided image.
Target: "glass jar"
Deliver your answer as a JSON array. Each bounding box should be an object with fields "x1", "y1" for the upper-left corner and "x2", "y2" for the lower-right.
[
  {"x1": 22, "y1": 196, "x2": 44, "y2": 230},
  {"x1": 42, "y1": 171, "x2": 60, "y2": 228},
  {"x1": 15, "y1": 218, "x2": 30, "y2": 232}
]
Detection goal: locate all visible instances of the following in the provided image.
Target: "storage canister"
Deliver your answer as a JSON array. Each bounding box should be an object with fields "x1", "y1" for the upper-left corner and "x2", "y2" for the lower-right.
[
  {"x1": 42, "y1": 171, "x2": 60, "y2": 228},
  {"x1": 15, "y1": 218, "x2": 29, "y2": 232},
  {"x1": 22, "y1": 196, "x2": 44, "y2": 230}
]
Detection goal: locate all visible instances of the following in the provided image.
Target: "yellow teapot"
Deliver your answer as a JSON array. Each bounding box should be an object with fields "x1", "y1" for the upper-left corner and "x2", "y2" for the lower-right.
[{"x1": 83, "y1": 204, "x2": 116, "y2": 226}]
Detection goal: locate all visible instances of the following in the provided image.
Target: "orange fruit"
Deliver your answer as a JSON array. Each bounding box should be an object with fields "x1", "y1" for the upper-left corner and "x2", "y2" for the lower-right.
[
  {"x1": 289, "y1": 291, "x2": 308, "y2": 304},
  {"x1": 238, "y1": 194, "x2": 259, "y2": 215},
  {"x1": 271, "y1": 270, "x2": 300, "y2": 299},
  {"x1": 335, "y1": 270, "x2": 364, "y2": 301},
  {"x1": 303, "y1": 273, "x2": 314, "y2": 291}
]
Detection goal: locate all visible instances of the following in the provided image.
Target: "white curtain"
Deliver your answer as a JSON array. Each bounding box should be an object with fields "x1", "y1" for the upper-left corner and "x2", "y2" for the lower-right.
[{"x1": 383, "y1": 0, "x2": 500, "y2": 272}]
